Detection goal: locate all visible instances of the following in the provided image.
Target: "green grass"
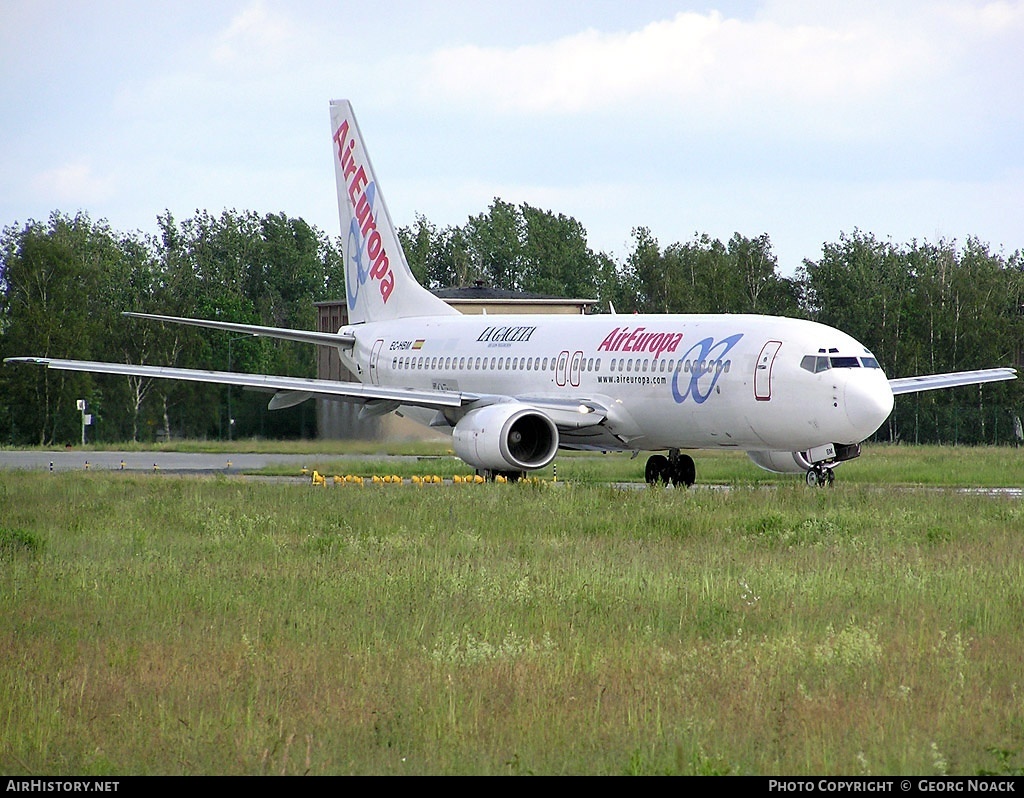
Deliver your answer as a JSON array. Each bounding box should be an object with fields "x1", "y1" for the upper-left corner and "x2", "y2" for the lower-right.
[{"x1": 2, "y1": 450, "x2": 1024, "y2": 775}]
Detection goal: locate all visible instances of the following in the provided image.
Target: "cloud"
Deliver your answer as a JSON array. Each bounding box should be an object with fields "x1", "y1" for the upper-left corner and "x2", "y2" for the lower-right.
[
  {"x1": 210, "y1": 0, "x2": 301, "y2": 70},
  {"x1": 419, "y1": 4, "x2": 1018, "y2": 143},
  {"x1": 32, "y1": 162, "x2": 115, "y2": 206}
]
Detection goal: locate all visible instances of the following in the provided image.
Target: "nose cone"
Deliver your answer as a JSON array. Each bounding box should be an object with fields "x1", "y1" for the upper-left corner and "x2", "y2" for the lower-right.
[{"x1": 844, "y1": 376, "x2": 895, "y2": 439}]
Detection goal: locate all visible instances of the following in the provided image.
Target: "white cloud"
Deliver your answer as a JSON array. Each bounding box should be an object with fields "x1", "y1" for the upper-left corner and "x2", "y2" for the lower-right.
[
  {"x1": 419, "y1": 5, "x2": 1006, "y2": 143},
  {"x1": 2, "y1": 0, "x2": 1020, "y2": 271},
  {"x1": 32, "y1": 163, "x2": 115, "y2": 206},
  {"x1": 941, "y1": 0, "x2": 1024, "y2": 34},
  {"x1": 210, "y1": 1, "x2": 301, "y2": 70}
]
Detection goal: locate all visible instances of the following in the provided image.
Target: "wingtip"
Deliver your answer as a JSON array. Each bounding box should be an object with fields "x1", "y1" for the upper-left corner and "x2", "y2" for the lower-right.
[{"x1": 4, "y1": 356, "x2": 47, "y2": 366}]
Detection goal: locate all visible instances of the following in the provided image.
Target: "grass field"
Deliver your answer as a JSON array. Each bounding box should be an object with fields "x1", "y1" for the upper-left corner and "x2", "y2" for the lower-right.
[{"x1": 2, "y1": 444, "x2": 1024, "y2": 775}]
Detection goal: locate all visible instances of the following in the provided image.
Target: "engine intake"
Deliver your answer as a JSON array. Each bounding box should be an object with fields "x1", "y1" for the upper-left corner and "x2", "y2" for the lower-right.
[{"x1": 452, "y1": 404, "x2": 559, "y2": 472}]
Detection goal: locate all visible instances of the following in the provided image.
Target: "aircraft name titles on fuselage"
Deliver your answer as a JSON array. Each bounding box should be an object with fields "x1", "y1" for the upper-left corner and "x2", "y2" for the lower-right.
[
  {"x1": 597, "y1": 326, "x2": 685, "y2": 359},
  {"x1": 476, "y1": 325, "x2": 538, "y2": 345}
]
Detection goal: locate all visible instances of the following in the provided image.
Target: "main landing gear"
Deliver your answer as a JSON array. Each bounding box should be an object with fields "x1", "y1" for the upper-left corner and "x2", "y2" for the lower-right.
[
  {"x1": 805, "y1": 464, "x2": 835, "y2": 488},
  {"x1": 645, "y1": 449, "x2": 696, "y2": 487}
]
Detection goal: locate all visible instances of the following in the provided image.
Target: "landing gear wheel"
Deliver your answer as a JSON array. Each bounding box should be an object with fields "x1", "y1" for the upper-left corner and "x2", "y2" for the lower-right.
[
  {"x1": 805, "y1": 466, "x2": 834, "y2": 488},
  {"x1": 671, "y1": 454, "x2": 696, "y2": 487},
  {"x1": 645, "y1": 454, "x2": 670, "y2": 485}
]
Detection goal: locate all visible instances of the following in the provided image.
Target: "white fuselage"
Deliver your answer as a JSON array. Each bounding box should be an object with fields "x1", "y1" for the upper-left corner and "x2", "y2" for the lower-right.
[{"x1": 338, "y1": 312, "x2": 896, "y2": 454}]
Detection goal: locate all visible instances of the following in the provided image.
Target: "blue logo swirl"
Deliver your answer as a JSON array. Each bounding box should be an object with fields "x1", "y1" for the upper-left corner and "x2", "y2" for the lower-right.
[
  {"x1": 671, "y1": 333, "x2": 743, "y2": 404},
  {"x1": 345, "y1": 182, "x2": 376, "y2": 311}
]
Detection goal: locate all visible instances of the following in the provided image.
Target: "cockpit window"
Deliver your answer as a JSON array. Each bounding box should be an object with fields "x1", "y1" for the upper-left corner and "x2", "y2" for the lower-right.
[
  {"x1": 803, "y1": 351, "x2": 883, "y2": 373},
  {"x1": 802, "y1": 353, "x2": 878, "y2": 372},
  {"x1": 800, "y1": 355, "x2": 832, "y2": 373}
]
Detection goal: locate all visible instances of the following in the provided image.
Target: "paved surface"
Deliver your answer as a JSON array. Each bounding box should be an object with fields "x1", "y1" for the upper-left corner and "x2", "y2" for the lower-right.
[
  {"x1": 0, "y1": 451, "x2": 344, "y2": 474},
  {"x1": 2, "y1": 452, "x2": 1020, "y2": 497}
]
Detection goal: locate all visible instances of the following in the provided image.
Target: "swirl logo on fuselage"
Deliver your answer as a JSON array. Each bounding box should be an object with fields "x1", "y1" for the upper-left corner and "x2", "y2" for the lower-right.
[{"x1": 671, "y1": 333, "x2": 744, "y2": 404}]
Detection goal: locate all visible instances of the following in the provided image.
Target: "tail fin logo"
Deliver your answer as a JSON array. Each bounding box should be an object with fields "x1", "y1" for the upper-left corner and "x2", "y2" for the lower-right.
[{"x1": 333, "y1": 120, "x2": 395, "y2": 309}]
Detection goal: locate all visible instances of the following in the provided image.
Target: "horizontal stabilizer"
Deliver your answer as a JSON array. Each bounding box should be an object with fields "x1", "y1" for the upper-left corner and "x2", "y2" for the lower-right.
[{"x1": 123, "y1": 312, "x2": 354, "y2": 349}]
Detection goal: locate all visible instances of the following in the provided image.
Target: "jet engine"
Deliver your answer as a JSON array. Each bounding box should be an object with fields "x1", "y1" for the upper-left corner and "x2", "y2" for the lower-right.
[
  {"x1": 746, "y1": 450, "x2": 816, "y2": 474},
  {"x1": 747, "y1": 443, "x2": 861, "y2": 474},
  {"x1": 452, "y1": 404, "x2": 559, "y2": 473}
]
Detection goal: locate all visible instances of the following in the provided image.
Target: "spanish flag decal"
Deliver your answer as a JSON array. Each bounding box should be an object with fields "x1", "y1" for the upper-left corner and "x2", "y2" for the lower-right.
[{"x1": 412, "y1": 339, "x2": 425, "y2": 350}]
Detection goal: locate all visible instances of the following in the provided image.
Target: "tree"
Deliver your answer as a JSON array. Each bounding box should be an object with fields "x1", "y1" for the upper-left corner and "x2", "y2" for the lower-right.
[
  {"x1": 0, "y1": 212, "x2": 122, "y2": 444},
  {"x1": 625, "y1": 226, "x2": 665, "y2": 312},
  {"x1": 519, "y1": 203, "x2": 599, "y2": 300},
  {"x1": 464, "y1": 199, "x2": 525, "y2": 290}
]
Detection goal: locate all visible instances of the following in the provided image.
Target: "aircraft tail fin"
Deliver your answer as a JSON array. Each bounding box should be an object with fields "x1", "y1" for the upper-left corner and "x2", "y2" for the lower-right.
[{"x1": 330, "y1": 100, "x2": 457, "y2": 324}]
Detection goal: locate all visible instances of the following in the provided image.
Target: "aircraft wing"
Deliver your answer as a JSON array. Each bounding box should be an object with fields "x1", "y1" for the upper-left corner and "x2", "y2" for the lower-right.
[
  {"x1": 889, "y1": 367, "x2": 1017, "y2": 396},
  {"x1": 3, "y1": 357, "x2": 610, "y2": 430},
  {"x1": 121, "y1": 312, "x2": 355, "y2": 349},
  {"x1": 4, "y1": 357, "x2": 470, "y2": 411}
]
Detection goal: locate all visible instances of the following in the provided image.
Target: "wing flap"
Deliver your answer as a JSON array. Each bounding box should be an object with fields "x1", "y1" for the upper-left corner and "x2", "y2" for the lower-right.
[{"x1": 889, "y1": 367, "x2": 1017, "y2": 396}]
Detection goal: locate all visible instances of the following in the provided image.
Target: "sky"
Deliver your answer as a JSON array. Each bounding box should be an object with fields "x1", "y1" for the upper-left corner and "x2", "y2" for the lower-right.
[{"x1": 2, "y1": 0, "x2": 1022, "y2": 275}]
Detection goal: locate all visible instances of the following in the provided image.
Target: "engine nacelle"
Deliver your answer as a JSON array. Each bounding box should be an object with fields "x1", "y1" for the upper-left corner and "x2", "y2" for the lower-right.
[
  {"x1": 747, "y1": 450, "x2": 815, "y2": 474},
  {"x1": 748, "y1": 443, "x2": 861, "y2": 474},
  {"x1": 452, "y1": 404, "x2": 559, "y2": 472}
]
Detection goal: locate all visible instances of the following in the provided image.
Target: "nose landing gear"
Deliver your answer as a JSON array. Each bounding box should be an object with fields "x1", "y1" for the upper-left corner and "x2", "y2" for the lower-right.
[{"x1": 805, "y1": 464, "x2": 835, "y2": 488}]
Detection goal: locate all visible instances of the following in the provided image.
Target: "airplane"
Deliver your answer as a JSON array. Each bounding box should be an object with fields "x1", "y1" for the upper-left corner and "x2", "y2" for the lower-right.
[{"x1": 5, "y1": 100, "x2": 1017, "y2": 487}]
